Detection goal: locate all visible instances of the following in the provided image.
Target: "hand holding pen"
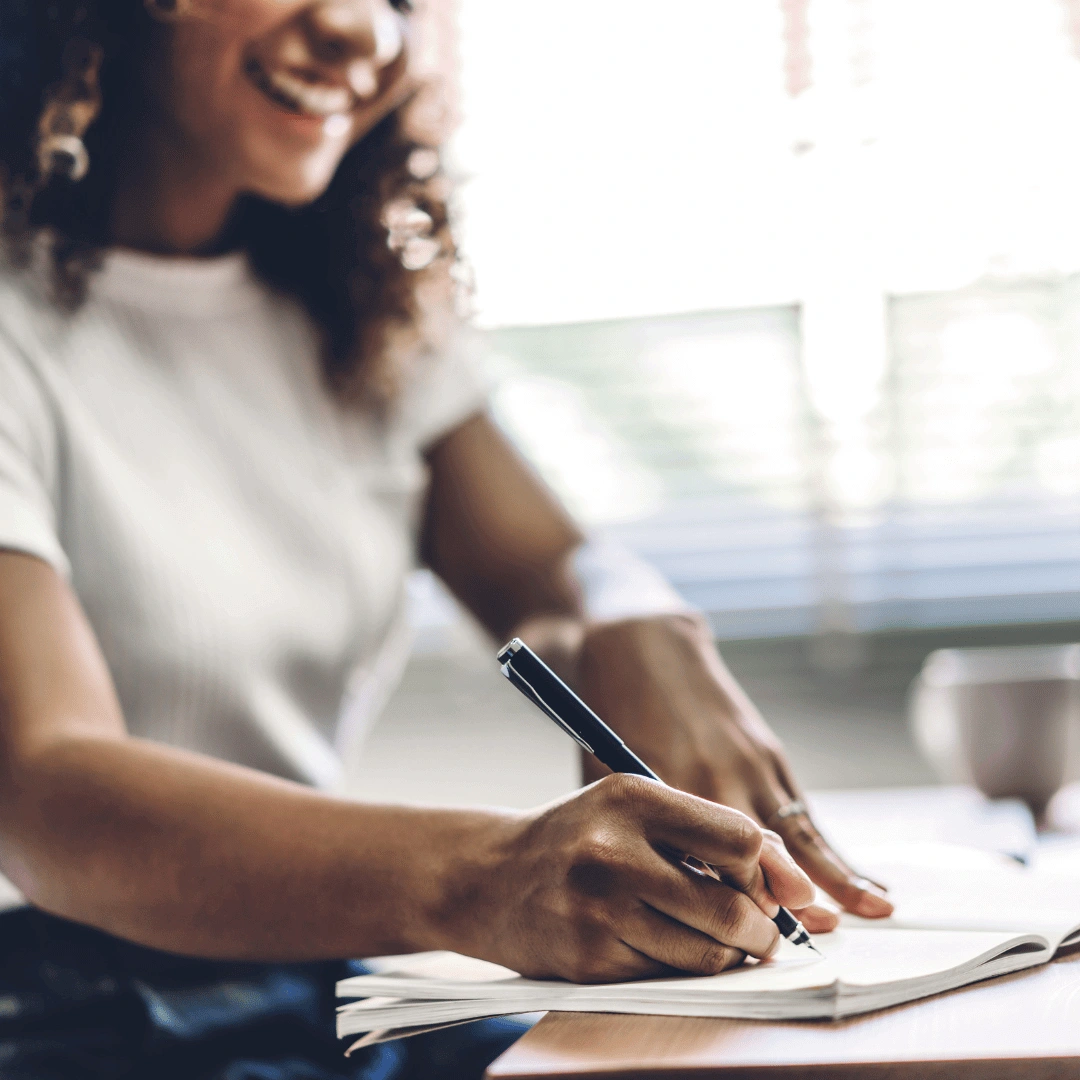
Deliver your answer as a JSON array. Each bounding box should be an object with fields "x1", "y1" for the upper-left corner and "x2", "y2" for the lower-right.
[
  {"x1": 445, "y1": 748, "x2": 822, "y2": 983},
  {"x1": 498, "y1": 638, "x2": 823, "y2": 960}
]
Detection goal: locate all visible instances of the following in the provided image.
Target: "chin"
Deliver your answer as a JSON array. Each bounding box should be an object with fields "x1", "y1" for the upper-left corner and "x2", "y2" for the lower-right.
[
  {"x1": 252, "y1": 177, "x2": 334, "y2": 208},
  {"x1": 246, "y1": 168, "x2": 338, "y2": 208},
  {"x1": 243, "y1": 142, "x2": 351, "y2": 208}
]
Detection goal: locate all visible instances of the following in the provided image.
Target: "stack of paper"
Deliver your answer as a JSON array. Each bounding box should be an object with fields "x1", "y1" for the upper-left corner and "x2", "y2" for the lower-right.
[{"x1": 337, "y1": 843, "x2": 1080, "y2": 1048}]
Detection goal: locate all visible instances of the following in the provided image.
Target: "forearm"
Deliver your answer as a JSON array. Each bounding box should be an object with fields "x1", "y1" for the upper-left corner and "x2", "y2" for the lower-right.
[{"x1": 0, "y1": 732, "x2": 515, "y2": 961}]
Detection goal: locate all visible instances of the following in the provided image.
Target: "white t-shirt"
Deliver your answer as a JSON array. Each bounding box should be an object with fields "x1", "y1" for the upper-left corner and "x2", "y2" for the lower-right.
[{"x1": 0, "y1": 247, "x2": 487, "y2": 789}]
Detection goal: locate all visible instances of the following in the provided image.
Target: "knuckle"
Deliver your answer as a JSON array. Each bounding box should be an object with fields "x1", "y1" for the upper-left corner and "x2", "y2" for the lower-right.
[
  {"x1": 564, "y1": 956, "x2": 598, "y2": 983},
  {"x1": 709, "y1": 889, "x2": 757, "y2": 943},
  {"x1": 600, "y1": 772, "x2": 657, "y2": 809},
  {"x1": 566, "y1": 944, "x2": 625, "y2": 984},
  {"x1": 729, "y1": 812, "x2": 763, "y2": 857},
  {"x1": 577, "y1": 824, "x2": 622, "y2": 864},
  {"x1": 693, "y1": 943, "x2": 743, "y2": 975},
  {"x1": 708, "y1": 887, "x2": 743, "y2": 935},
  {"x1": 570, "y1": 823, "x2": 627, "y2": 875},
  {"x1": 719, "y1": 946, "x2": 747, "y2": 971}
]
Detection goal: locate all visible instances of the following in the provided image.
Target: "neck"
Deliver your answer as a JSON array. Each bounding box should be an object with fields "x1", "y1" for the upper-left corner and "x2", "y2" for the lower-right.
[{"x1": 110, "y1": 121, "x2": 241, "y2": 256}]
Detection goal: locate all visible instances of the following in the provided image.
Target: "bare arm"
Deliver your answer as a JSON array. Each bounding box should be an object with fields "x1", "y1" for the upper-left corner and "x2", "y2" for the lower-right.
[
  {"x1": 0, "y1": 550, "x2": 810, "y2": 976},
  {"x1": 420, "y1": 408, "x2": 603, "y2": 690},
  {"x1": 420, "y1": 408, "x2": 586, "y2": 652},
  {"x1": 0, "y1": 549, "x2": 507, "y2": 960}
]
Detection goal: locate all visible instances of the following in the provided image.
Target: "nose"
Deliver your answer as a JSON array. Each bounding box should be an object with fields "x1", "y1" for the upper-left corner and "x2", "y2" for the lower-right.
[{"x1": 305, "y1": 0, "x2": 404, "y2": 98}]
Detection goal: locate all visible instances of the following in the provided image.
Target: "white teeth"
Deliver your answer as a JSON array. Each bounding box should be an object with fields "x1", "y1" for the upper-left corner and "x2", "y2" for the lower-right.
[
  {"x1": 261, "y1": 66, "x2": 353, "y2": 117},
  {"x1": 324, "y1": 114, "x2": 351, "y2": 139}
]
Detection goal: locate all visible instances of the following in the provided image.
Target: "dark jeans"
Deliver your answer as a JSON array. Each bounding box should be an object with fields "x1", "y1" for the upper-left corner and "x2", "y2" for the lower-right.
[{"x1": 0, "y1": 907, "x2": 527, "y2": 1080}]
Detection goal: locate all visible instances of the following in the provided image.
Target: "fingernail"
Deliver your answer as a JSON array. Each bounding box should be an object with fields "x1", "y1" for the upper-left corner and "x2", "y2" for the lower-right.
[
  {"x1": 854, "y1": 891, "x2": 894, "y2": 917},
  {"x1": 854, "y1": 876, "x2": 889, "y2": 897}
]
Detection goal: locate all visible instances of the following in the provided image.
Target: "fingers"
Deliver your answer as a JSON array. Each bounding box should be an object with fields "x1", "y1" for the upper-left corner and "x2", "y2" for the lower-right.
[
  {"x1": 757, "y1": 751, "x2": 893, "y2": 919},
  {"x1": 621, "y1": 903, "x2": 749, "y2": 976},
  {"x1": 758, "y1": 830, "x2": 816, "y2": 911},
  {"x1": 791, "y1": 902, "x2": 840, "y2": 934},
  {"x1": 771, "y1": 812, "x2": 893, "y2": 918},
  {"x1": 561, "y1": 940, "x2": 671, "y2": 985},
  {"x1": 639, "y1": 856, "x2": 780, "y2": 960},
  {"x1": 611, "y1": 775, "x2": 764, "y2": 892}
]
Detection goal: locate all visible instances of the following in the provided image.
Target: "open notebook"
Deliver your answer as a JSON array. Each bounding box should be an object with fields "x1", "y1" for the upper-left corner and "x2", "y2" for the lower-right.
[{"x1": 337, "y1": 843, "x2": 1080, "y2": 1046}]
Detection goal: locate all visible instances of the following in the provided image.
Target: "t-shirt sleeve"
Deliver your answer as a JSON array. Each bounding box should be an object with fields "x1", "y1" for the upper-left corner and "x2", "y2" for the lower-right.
[
  {"x1": 0, "y1": 331, "x2": 68, "y2": 577},
  {"x1": 397, "y1": 328, "x2": 492, "y2": 451}
]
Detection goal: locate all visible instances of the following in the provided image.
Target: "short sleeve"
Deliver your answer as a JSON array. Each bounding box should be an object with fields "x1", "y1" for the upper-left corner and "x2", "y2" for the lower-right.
[
  {"x1": 0, "y1": 326, "x2": 68, "y2": 576},
  {"x1": 396, "y1": 328, "x2": 491, "y2": 450}
]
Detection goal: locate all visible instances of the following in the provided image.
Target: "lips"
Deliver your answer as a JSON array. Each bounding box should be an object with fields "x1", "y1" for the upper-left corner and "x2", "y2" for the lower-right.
[{"x1": 245, "y1": 57, "x2": 355, "y2": 119}]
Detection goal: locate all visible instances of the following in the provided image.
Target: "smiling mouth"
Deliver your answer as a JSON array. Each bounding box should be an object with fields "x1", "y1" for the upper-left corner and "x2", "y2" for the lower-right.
[{"x1": 244, "y1": 58, "x2": 355, "y2": 119}]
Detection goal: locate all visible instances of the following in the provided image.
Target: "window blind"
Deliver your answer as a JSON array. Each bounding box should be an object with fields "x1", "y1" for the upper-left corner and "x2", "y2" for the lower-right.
[{"x1": 486, "y1": 286, "x2": 1080, "y2": 639}]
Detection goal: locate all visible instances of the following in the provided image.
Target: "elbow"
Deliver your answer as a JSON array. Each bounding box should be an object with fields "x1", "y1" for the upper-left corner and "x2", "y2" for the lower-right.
[{"x1": 0, "y1": 748, "x2": 118, "y2": 925}]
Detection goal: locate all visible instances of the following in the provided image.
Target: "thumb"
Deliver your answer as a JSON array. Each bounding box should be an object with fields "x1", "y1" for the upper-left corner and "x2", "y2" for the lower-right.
[{"x1": 758, "y1": 830, "x2": 816, "y2": 911}]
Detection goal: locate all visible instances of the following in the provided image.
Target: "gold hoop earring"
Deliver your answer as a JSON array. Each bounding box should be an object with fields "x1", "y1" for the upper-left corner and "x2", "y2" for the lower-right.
[
  {"x1": 36, "y1": 40, "x2": 103, "y2": 185},
  {"x1": 38, "y1": 134, "x2": 90, "y2": 183}
]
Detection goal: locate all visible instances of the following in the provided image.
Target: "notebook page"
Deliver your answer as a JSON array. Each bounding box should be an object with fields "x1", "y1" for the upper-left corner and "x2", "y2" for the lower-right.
[
  {"x1": 338, "y1": 928, "x2": 1039, "y2": 1033},
  {"x1": 339, "y1": 926, "x2": 1032, "y2": 1005},
  {"x1": 840, "y1": 842, "x2": 1080, "y2": 943}
]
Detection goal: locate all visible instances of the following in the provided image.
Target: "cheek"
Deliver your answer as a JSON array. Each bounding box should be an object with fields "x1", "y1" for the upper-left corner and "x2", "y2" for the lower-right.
[
  {"x1": 162, "y1": 1, "x2": 303, "y2": 143},
  {"x1": 165, "y1": 24, "x2": 253, "y2": 143}
]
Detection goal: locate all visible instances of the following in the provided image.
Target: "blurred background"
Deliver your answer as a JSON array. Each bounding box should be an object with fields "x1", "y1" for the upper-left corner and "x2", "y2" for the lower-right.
[{"x1": 351, "y1": 0, "x2": 1080, "y2": 810}]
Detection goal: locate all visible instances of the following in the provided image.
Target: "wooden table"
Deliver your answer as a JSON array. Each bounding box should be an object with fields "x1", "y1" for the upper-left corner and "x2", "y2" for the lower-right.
[{"x1": 487, "y1": 946, "x2": 1080, "y2": 1078}]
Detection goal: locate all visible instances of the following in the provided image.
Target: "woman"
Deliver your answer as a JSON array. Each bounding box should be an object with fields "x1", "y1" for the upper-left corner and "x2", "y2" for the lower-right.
[{"x1": 0, "y1": 1, "x2": 892, "y2": 1076}]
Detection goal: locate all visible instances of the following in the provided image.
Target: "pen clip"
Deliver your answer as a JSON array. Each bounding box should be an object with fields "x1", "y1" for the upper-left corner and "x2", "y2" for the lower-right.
[{"x1": 500, "y1": 662, "x2": 596, "y2": 755}]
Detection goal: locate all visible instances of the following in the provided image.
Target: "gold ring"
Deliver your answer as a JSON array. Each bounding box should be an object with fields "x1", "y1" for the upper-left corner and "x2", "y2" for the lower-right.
[{"x1": 769, "y1": 800, "x2": 808, "y2": 823}]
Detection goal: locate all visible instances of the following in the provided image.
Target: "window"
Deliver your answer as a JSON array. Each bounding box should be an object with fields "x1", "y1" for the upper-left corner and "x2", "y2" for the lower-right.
[{"x1": 444, "y1": 0, "x2": 1080, "y2": 638}]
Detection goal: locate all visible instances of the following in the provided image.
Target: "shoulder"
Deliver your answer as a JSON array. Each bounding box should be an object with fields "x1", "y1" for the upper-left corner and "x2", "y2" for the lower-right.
[{"x1": 393, "y1": 327, "x2": 492, "y2": 450}]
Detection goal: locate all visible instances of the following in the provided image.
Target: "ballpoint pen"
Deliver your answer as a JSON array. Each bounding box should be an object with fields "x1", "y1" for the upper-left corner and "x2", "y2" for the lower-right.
[{"x1": 497, "y1": 637, "x2": 822, "y2": 957}]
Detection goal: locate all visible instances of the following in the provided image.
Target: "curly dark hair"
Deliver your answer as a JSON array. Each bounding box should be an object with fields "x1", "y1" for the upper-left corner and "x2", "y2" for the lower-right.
[{"x1": 0, "y1": 0, "x2": 459, "y2": 404}]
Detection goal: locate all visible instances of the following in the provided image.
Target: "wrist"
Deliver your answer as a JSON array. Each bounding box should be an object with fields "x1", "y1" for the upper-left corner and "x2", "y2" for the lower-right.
[{"x1": 415, "y1": 806, "x2": 526, "y2": 958}]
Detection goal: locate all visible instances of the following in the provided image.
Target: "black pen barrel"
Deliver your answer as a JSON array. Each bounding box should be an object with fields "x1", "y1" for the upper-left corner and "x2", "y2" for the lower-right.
[
  {"x1": 602, "y1": 742, "x2": 660, "y2": 780},
  {"x1": 502, "y1": 644, "x2": 660, "y2": 781}
]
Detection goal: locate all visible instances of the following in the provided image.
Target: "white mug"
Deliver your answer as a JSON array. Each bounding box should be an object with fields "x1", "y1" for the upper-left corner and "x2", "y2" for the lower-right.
[{"x1": 910, "y1": 644, "x2": 1080, "y2": 819}]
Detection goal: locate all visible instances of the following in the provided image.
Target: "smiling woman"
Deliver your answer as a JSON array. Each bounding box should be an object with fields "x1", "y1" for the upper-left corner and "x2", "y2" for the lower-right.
[
  {"x1": 2, "y1": 0, "x2": 448, "y2": 401},
  {"x1": 0, "y1": 3, "x2": 889, "y2": 1078}
]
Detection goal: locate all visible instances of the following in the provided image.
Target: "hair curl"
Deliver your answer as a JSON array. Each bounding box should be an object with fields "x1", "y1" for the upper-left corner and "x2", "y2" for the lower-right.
[{"x1": 0, "y1": 0, "x2": 460, "y2": 405}]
